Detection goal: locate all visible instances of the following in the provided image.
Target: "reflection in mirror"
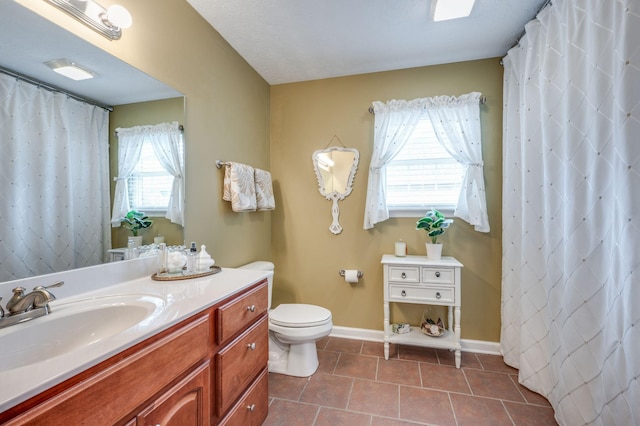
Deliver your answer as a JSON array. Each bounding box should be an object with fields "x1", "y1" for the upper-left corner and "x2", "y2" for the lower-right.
[
  {"x1": 0, "y1": 2, "x2": 184, "y2": 282},
  {"x1": 312, "y1": 147, "x2": 360, "y2": 234}
]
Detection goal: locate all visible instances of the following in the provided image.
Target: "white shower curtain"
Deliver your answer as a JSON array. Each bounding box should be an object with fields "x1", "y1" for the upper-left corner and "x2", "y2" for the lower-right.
[
  {"x1": 501, "y1": 1, "x2": 639, "y2": 425},
  {"x1": 0, "y1": 73, "x2": 110, "y2": 282}
]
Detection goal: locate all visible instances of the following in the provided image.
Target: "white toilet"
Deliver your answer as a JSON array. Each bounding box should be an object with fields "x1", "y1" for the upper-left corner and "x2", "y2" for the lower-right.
[{"x1": 239, "y1": 261, "x2": 333, "y2": 377}]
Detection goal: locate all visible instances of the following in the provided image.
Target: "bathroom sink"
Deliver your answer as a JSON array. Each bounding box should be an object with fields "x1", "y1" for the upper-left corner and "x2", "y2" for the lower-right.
[{"x1": 0, "y1": 294, "x2": 165, "y2": 372}]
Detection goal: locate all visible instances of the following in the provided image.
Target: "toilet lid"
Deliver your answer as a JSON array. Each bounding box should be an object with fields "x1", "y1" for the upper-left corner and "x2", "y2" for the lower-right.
[{"x1": 270, "y1": 304, "x2": 332, "y2": 328}]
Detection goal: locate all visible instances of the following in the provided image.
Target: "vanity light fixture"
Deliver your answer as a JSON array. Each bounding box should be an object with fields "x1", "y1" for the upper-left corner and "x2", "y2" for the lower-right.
[
  {"x1": 45, "y1": 59, "x2": 95, "y2": 80},
  {"x1": 431, "y1": 0, "x2": 476, "y2": 22},
  {"x1": 44, "y1": 0, "x2": 132, "y2": 40}
]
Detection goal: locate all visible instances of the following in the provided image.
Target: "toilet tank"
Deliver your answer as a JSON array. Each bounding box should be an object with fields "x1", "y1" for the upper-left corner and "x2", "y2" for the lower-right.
[{"x1": 237, "y1": 261, "x2": 274, "y2": 309}]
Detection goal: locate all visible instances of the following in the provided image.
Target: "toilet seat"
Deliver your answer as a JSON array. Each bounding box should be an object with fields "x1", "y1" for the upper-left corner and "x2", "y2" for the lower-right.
[{"x1": 270, "y1": 304, "x2": 332, "y2": 328}]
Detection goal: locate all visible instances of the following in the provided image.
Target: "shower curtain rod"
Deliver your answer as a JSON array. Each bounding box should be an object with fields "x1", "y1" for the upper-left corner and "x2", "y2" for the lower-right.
[
  {"x1": 500, "y1": 0, "x2": 553, "y2": 65},
  {"x1": 0, "y1": 66, "x2": 114, "y2": 112},
  {"x1": 368, "y1": 96, "x2": 486, "y2": 113}
]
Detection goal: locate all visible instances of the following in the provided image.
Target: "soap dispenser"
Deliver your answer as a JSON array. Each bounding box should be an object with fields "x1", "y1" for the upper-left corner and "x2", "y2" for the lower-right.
[{"x1": 186, "y1": 241, "x2": 198, "y2": 273}]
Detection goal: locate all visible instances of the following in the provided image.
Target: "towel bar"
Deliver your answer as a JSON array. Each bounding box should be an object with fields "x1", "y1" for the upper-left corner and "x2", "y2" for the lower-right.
[{"x1": 216, "y1": 160, "x2": 231, "y2": 169}]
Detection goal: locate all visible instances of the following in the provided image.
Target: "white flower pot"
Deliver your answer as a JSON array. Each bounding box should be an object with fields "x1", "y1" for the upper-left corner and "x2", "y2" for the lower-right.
[
  {"x1": 129, "y1": 235, "x2": 143, "y2": 247},
  {"x1": 425, "y1": 243, "x2": 442, "y2": 260}
]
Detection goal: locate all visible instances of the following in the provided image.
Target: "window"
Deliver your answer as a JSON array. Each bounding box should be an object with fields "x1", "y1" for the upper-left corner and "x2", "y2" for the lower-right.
[
  {"x1": 127, "y1": 137, "x2": 184, "y2": 215},
  {"x1": 385, "y1": 116, "x2": 464, "y2": 216}
]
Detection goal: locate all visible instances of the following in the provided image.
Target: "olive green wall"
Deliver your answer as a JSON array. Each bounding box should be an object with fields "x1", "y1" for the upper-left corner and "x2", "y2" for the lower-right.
[
  {"x1": 109, "y1": 97, "x2": 185, "y2": 248},
  {"x1": 270, "y1": 59, "x2": 503, "y2": 342},
  {"x1": 22, "y1": 0, "x2": 272, "y2": 267}
]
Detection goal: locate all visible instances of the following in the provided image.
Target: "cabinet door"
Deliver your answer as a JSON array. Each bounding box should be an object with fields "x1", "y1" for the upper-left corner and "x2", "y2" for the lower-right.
[{"x1": 137, "y1": 361, "x2": 211, "y2": 426}]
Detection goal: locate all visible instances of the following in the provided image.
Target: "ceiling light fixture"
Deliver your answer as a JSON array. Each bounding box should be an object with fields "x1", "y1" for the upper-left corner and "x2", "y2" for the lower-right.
[
  {"x1": 432, "y1": 0, "x2": 476, "y2": 22},
  {"x1": 44, "y1": 0, "x2": 132, "y2": 40},
  {"x1": 45, "y1": 59, "x2": 95, "y2": 80}
]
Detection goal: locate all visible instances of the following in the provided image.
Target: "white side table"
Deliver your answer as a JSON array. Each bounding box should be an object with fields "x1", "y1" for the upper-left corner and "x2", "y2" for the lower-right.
[{"x1": 381, "y1": 254, "x2": 463, "y2": 368}]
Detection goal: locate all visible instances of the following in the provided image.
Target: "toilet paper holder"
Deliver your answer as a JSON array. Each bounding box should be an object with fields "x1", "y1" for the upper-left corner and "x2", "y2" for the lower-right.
[{"x1": 339, "y1": 270, "x2": 363, "y2": 278}]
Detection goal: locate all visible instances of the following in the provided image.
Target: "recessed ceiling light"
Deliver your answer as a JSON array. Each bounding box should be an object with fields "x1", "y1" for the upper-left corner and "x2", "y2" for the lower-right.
[
  {"x1": 45, "y1": 59, "x2": 95, "y2": 80},
  {"x1": 432, "y1": 0, "x2": 476, "y2": 22}
]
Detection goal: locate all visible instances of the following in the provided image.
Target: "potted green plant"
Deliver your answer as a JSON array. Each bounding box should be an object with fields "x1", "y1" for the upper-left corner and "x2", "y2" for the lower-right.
[
  {"x1": 416, "y1": 208, "x2": 453, "y2": 260},
  {"x1": 120, "y1": 210, "x2": 153, "y2": 246}
]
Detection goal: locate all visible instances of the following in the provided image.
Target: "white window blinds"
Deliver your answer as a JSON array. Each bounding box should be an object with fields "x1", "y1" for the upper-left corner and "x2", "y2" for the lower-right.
[{"x1": 386, "y1": 117, "x2": 464, "y2": 213}]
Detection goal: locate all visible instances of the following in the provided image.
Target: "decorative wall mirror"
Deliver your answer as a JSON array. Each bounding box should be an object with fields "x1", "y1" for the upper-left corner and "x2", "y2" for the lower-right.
[{"x1": 312, "y1": 146, "x2": 360, "y2": 234}]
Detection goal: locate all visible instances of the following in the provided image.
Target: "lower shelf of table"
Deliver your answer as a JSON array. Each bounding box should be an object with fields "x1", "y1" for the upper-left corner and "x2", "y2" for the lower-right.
[{"x1": 384, "y1": 326, "x2": 461, "y2": 351}]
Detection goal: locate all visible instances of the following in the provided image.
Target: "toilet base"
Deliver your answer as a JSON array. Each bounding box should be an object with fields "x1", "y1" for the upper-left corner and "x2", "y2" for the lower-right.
[{"x1": 268, "y1": 334, "x2": 320, "y2": 377}]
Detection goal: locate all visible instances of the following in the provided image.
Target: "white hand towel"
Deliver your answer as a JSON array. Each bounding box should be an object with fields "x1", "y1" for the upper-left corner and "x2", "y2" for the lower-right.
[
  {"x1": 254, "y1": 168, "x2": 275, "y2": 211},
  {"x1": 223, "y1": 162, "x2": 257, "y2": 212}
]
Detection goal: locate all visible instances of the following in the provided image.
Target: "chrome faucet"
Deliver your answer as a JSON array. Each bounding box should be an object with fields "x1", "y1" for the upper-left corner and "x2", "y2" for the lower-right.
[{"x1": 0, "y1": 281, "x2": 64, "y2": 329}]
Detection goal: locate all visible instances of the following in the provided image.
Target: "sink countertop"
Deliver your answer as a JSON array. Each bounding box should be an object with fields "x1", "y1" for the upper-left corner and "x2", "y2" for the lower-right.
[{"x1": 0, "y1": 266, "x2": 271, "y2": 413}]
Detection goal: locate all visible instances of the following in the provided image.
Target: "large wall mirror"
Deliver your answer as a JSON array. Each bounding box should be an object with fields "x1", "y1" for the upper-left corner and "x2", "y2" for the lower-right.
[
  {"x1": 312, "y1": 147, "x2": 359, "y2": 234},
  {"x1": 0, "y1": 2, "x2": 185, "y2": 282}
]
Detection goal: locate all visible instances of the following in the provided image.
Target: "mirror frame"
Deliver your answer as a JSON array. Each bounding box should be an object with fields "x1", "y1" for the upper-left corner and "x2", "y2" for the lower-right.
[{"x1": 312, "y1": 147, "x2": 360, "y2": 234}]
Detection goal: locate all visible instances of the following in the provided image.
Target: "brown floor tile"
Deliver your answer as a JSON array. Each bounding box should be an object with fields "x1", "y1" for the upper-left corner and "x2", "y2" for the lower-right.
[
  {"x1": 349, "y1": 379, "x2": 400, "y2": 418},
  {"x1": 509, "y1": 375, "x2": 552, "y2": 406},
  {"x1": 450, "y1": 393, "x2": 513, "y2": 426},
  {"x1": 362, "y1": 341, "x2": 398, "y2": 359},
  {"x1": 299, "y1": 373, "x2": 354, "y2": 409},
  {"x1": 476, "y1": 353, "x2": 519, "y2": 373},
  {"x1": 263, "y1": 399, "x2": 319, "y2": 426},
  {"x1": 334, "y1": 353, "x2": 378, "y2": 380},
  {"x1": 419, "y1": 363, "x2": 471, "y2": 394},
  {"x1": 316, "y1": 335, "x2": 330, "y2": 350},
  {"x1": 268, "y1": 373, "x2": 309, "y2": 401},
  {"x1": 267, "y1": 337, "x2": 557, "y2": 425},
  {"x1": 503, "y1": 401, "x2": 558, "y2": 425},
  {"x1": 465, "y1": 369, "x2": 526, "y2": 402},
  {"x1": 399, "y1": 385, "x2": 456, "y2": 425},
  {"x1": 325, "y1": 337, "x2": 364, "y2": 354},
  {"x1": 372, "y1": 416, "x2": 428, "y2": 425},
  {"x1": 377, "y1": 359, "x2": 422, "y2": 386},
  {"x1": 398, "y1": 345, "x2": 439, "y2": 363},
  {"x1": 315, "y1": 407, "x2": 371, "y2": 426},
  {"x1": 317, "y1": 349, "x2": 340, "y2": 374}
]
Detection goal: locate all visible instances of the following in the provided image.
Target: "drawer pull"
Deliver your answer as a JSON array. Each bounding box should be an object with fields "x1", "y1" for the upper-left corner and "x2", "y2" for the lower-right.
[
  {"x1": 401, "y1": 290, "x2": 406, "y2": 297},
  {"x1": 247, "y1": 404, "x2": 256, "y2": 412},
  {"x1": 436, "y1": 292, "x2": 441, "y2": 299},
  {"x1": 247, "y1": 305, "x2": 256, "y2": 312},
  {"x1": 401, "y1": 272, "x2": 406, "y2": 279},
  {"x1": 435, "y1": 271, "x2": 441, "y2": 278},
  {"x1": 247, "y1": 342, "x2": 256, "y2": 350}
]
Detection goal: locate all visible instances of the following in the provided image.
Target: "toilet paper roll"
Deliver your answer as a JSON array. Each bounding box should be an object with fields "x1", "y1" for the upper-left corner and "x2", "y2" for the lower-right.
[{"x1": 344, "y1": 269, "x2": 359, "y2": 283}]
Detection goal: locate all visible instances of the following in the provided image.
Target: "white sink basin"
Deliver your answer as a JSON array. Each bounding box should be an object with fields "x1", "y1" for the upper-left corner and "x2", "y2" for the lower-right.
[{"x1": 0, "y1": 294, "x2": 165, "y2": 372}]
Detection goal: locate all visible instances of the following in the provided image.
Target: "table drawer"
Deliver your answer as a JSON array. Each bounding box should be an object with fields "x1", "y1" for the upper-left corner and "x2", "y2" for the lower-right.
[
  {"x1": 389, "y1": 285, "x2": 454, "y2": 304},
  {"x1": 388, "y1": 266, "x2": 420, "y2": 283},
  {"x1": 217, "y1": 281, "x2": 268, "y2": 344},
  {"x1": 421, "y1": 267, "x2": 455, "y2": 285}
]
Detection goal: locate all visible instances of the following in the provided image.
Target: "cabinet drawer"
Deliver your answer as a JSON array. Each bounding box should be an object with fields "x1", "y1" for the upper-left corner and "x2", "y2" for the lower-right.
[
  {"x1": 218, "y1": 368, "x2": 268, "y2": 426},
  {"x1": 388, "y1": 266, "x2": 420, "y2": 283},
  {"x1": 421, "y1": 267, "x2": 455, "y2": 285},
  {"x1": 216, "y1": 315, "x2": 269, "y2": 416},
  {"x1": 217, "y1": 281, "x2": 268, "y2": 344},
  {"x1": 389, "y1": 285, "x2": 454, "y2": 304}
]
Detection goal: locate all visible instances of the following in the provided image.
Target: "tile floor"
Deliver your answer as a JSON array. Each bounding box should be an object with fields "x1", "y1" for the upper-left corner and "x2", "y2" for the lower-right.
[{"x1": 264, "y1": 337, "x2": 558, "y2": 426}]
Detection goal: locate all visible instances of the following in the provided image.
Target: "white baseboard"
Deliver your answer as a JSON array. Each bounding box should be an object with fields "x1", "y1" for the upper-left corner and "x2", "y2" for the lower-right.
[{"x1": 329, "y1": 325, "x2": 501, "y2": 355}]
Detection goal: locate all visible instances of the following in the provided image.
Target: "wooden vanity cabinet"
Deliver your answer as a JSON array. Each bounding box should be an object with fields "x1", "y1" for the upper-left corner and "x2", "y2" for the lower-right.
[
  {"x1": 137, "y1": 361, "x2": 211, "y2": 425},
  {"x1": 0, "y1": 279, "x2": 269, "y2": 426}
]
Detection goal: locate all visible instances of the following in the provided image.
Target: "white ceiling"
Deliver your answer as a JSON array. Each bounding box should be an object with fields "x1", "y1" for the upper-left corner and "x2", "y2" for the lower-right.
[{"x1": 187, "y1": 0, "x2": 547, "y2": 85}]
